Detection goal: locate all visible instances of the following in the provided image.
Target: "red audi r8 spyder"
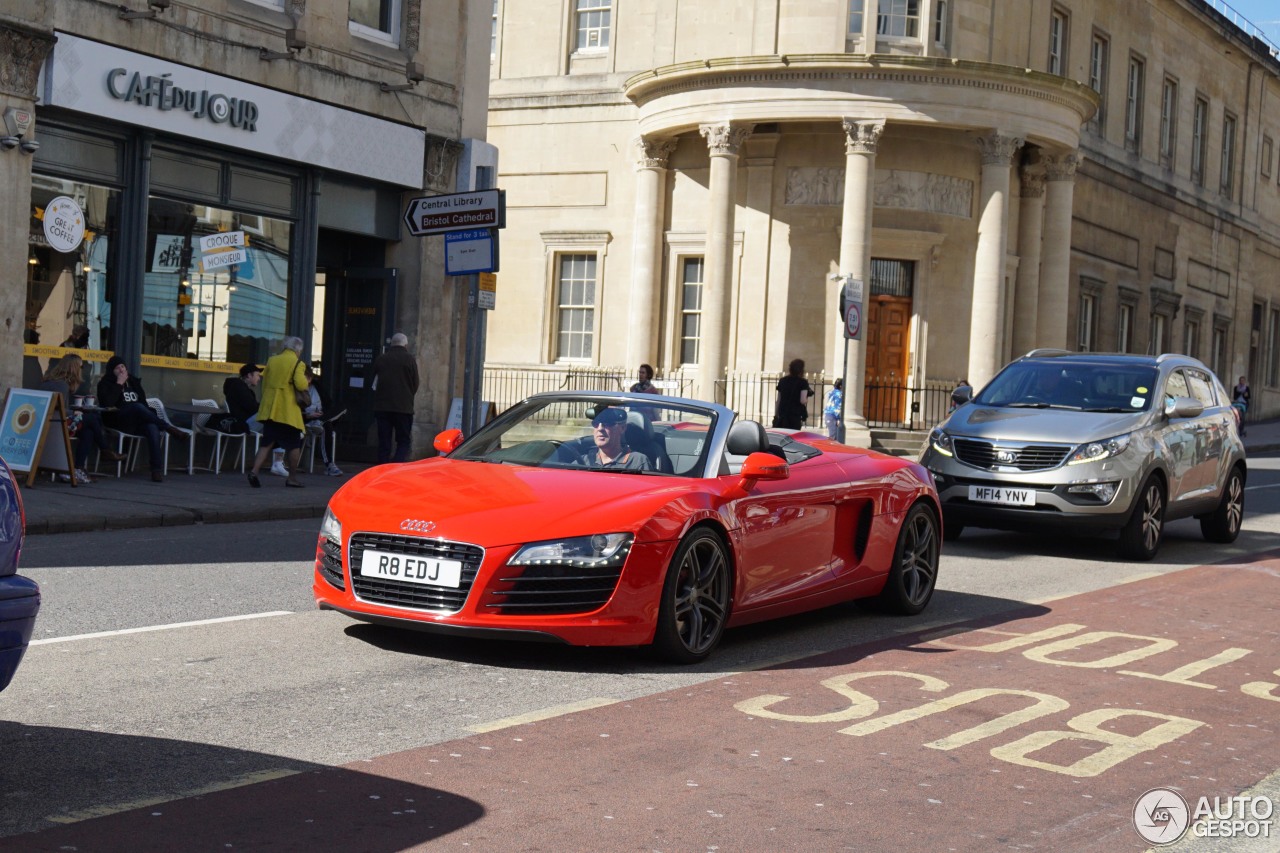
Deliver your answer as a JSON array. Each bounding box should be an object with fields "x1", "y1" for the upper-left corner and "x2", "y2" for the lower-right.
[{"x1": 314, "y1": 392, "x2": 942, "y2": 662}]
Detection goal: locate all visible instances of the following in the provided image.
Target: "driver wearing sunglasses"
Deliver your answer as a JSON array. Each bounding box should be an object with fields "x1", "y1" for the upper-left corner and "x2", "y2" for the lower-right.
[{"x1": 577, "y1": 406, "x2": 653, "y2": 471}]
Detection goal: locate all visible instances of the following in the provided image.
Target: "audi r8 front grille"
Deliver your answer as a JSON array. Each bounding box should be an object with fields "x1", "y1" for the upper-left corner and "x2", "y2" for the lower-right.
[
  {"x1": 319, "y1": 537, "x2": 345, "y2": 590},
  {"x1": 953, "y1": 439, "x2": 1071, "y2": 472},
  {"x1": 349, "y1": 533, "x2": 484, "y2": 613},
  {"x1": 483, "y1": 564, "x2": 624, "y2": 615}
]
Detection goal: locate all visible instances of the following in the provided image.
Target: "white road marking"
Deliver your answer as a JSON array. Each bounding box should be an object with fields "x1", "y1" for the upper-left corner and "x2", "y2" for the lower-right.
[
  {"x1": 30, "y1": 611, "x2": 293, "y2": 646},
  {"x1": 467, "y1": 697, "x2": 620, "y2": 733},
  {"x1": 1244, "y1": 482, "x2": 1280, "y2": 490}
]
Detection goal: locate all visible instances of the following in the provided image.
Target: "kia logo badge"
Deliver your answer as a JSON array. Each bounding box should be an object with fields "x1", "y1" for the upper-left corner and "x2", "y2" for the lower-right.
[{"x1": 400, "y1": 519, "x2": 436, "y2": 533}]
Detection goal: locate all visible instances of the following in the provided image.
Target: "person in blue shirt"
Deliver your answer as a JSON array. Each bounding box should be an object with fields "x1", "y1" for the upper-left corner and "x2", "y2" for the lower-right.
[{"x1": 823, "y1": 378, "x2": 843, "y2": 440}]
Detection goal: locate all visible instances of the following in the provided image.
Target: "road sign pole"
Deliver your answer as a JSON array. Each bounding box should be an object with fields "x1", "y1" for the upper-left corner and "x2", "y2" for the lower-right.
[{"x1": 462, "y1": 274, "x2": 480, "y2": 435}]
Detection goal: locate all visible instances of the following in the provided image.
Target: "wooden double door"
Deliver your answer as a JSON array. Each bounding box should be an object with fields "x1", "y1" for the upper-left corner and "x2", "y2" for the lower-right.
[{"x1": 862, "y1": 295, "x2": 912, "y2": 425}]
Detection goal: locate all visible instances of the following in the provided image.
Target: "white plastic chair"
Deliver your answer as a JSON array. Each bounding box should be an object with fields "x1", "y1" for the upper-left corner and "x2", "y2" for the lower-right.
[
  {"x1": 303, "y1": 409, "x2": 344, "y2": 472},
  {"x1": 191, "y1": 398, "x2": 253, "y2": 473},
  {"x1": 95, "y1": 429, "x2": 144, "y2": 478},
  {"x1": 145, "y1": 398, "x2": 185, "y2": 475}
]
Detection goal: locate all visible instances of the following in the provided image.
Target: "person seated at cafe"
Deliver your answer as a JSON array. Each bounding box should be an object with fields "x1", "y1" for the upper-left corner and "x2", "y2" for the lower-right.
[
  {"x1": 223, "y1": 362, "x2": 264, "y2": 434},
  {"x1": 39, "y1": 354, "x2": 125, "y2": 484},
  {"x1": 302, "y1": 366, "x2": 343, "y2": 477},
  {"x1": 96, "y1": 354, "x2": 187, "y2": 483},
  {"x1": 576, "y1": 406, "x2": 652, "y2": 471}
]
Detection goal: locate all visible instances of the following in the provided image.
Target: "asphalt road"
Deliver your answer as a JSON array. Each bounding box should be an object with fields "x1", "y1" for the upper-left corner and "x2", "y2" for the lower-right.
[{"x1": 1, "y1": 453, "x2": 1277, "y2": 849}]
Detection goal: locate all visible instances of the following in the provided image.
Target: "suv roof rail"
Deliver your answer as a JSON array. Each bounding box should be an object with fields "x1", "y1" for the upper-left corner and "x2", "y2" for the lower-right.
[{"x1": 1021, "y1": 348, "x2": 1072, "y2": 359}]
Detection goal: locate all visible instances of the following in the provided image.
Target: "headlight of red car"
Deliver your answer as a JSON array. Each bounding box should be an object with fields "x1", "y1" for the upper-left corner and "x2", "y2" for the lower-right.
[{"x1": 509, "y1": 534, "x2": 633, "y2": 568}]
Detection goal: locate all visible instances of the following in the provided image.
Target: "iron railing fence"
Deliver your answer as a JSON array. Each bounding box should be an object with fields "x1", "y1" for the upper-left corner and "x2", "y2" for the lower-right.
[
  {"x1": 482, "y1": 364, "x2": 961, "y2": 432},
  {"x1": 482, "y1": 364, "x2": 695, "y2": 420},
  {"x1": 715, "y1": 371, "x2": 832, "y2": 427},
  {"x1": 863, "y1": 377, "x2": 960, "y2": 431}
]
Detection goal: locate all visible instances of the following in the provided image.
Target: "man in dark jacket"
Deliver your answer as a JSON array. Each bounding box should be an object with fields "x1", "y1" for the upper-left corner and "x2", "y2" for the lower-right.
[
  {"x1": 222, "y1": 363, "x2": 263, "y2": 434},
  {"x1": 371, "y1": 332, "x2": 419, "y2": 463},
  {"x1": 96, "y1": 355, "x2": 186, "y2": 482}
]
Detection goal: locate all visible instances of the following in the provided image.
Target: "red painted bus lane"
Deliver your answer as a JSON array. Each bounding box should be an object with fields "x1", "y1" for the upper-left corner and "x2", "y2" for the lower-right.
[{"x1": 6, "y1": 556, "x2": 1279, "y2": 851}]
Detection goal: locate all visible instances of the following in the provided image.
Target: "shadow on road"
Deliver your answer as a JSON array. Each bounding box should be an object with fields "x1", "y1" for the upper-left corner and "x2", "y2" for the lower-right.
[
  {"x1": 342, "y1": 589, "x2": 1052, "y2": 676},
  {"x1": 0, "y1": 722, "x2": 483, "y2": 849}
]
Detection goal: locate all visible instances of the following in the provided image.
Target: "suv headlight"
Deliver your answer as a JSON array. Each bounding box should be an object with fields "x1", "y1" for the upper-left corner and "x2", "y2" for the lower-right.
[
  {"x1": 928, "y1": 427, "x2": 954, "y2": 457},
  {"x1": 1067, "y1": 434, "x2": 1131, "y2": 465},
  {"x1": 510, "y1": 533, "x2": 633, "y2": 568}
]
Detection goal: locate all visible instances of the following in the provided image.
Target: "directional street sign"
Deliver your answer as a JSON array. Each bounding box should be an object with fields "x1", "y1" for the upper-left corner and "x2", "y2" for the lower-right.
[{"x1": 403, "y1": 190, "x2": 505, "y2": 237}]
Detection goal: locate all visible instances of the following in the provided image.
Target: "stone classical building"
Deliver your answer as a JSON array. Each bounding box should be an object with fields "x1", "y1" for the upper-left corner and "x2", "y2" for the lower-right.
[
  {"x1": 486, "y1": 0, "x2": 1280, "y2": 433},
  {"x1": 2, "y1": 0, "x2": 491, "y2": 459}
]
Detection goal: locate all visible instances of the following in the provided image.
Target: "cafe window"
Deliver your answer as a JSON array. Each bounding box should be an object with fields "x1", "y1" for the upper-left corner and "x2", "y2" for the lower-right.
[
  {"x1": 144, "y1": 199, "x2": 291, "y2": 367},
  {"x1": 27, "y1": 177, "x2": 121, "y2": 356}
]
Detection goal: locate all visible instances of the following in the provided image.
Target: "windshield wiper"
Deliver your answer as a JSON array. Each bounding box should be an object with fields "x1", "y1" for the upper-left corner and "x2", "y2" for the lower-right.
[
  {"x1": 1081, "y1": 406, "x2": 1130, "y2": 413},
  {"x1": 1007, "y1": 401, "x2": 1051, "y2": 408}
]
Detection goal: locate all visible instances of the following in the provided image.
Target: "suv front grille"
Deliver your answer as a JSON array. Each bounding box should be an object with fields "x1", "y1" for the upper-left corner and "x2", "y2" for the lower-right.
[
  {"x1": 954, "y1": 439, "x2": 1072, "y2": 472},
  {"x1": 349, "y1": 533, "x2": 484, "y2": 613}
]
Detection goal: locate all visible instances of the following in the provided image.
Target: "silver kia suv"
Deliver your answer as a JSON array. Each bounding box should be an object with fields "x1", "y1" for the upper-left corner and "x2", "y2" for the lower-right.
[{"x1": 919, "y1": 350, "x2": 1246, "y2": 560}]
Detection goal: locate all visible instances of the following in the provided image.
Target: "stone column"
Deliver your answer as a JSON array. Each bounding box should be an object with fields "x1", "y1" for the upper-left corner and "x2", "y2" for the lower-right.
[
  {"x1": 1011, "y1": 161, "x2": 1046, "y2": 357},
  {"x1": 694, "y1": 122, "x2": 752, "y2": 403},
  {"x1": 1, "y1": 22, "x2": 55, "y2": 397},
  {"x1": 1037, "y1": 152, "x2": 1079, "y2": 351},
  {"x1": 968, "y1": 132, "x2": 1024, "y2": 389},
  {"x1": 625, "y1": 136, "x2": 676, "y2": 371},
  {"x1": 837, "y1": 119, "x2": 884, "y2": 444}
]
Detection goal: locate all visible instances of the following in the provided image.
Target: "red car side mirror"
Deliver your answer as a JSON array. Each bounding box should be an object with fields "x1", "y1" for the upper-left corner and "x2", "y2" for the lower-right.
[
  {"x1": 433, "y1": 428, "x2": 464, "y2": 455},
  {"x1": 739, "y1": 452, "x2": 788, "y2": 486}
]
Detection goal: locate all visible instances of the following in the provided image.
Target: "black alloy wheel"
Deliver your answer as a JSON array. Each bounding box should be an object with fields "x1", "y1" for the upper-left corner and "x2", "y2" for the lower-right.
[
  {"x1": 1201, "y1": 467, "x2": 1245, "y2": 543},
  {"x1": 652, "y1": 528, "x2": 731, "y2": 664},
  {"x1": 876, "y1": 503, "x2": 941, "y2": 615},
  {"x1": 1118, "y1": 475, "x2": 1165, "y2": 561}
]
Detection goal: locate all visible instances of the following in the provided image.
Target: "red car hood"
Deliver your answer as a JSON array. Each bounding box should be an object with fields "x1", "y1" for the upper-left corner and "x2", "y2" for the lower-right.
[{"x1": 329, "y1": 458, "x2": 697, "y2": 546}]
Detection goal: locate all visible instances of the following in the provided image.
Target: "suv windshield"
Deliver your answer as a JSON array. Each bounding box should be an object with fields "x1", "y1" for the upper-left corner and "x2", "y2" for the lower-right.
[{"x1": 976, "y1": 362, "x2": 1160, "y2": 412}]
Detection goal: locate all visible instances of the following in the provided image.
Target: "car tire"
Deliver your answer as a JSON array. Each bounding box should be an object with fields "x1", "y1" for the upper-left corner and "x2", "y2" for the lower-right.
[
  {"x1": 875, "y1": 503, "x2": 940, "y2": 615},
  {"x1": 1200, "y1": 466, "x2": 1245, "y2": 543},
  {"x1": 1118, "y1": 475, "x2": 1165, "y2": 561},
  {"x1": 651, "y1": 527, "x2": 732, "y2": 664}
]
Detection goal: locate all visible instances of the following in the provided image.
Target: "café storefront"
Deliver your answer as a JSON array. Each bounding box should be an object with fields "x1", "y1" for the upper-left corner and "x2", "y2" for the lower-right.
[{"x1": 23, "y1": 32, "x2": 420, "y2": 424}]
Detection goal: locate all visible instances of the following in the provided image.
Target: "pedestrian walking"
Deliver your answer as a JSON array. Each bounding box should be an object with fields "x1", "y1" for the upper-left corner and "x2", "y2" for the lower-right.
[
  {"x1": 772, "y1": 358, "x2": 811, "y2": 429},
  {"x1": 630, "y1": 364, "x2": 659, "y2": 395},
  {"x1": 247, "y1": 336, "x2": 310, "y2": 488},
  {"x1": 1232, "y1": 375, "x2": 1250, "y2": 436},
  {"x1": 823, "y1": 378, "x2": 843, "y2": 440},
  {"x1": 371, "y1": 332, "x2": 420, "y2": 463}
]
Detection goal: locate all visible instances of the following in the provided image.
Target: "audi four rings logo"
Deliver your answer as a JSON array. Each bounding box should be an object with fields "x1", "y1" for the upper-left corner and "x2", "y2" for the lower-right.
[{"x1": 400, "y1": 519, "x2": 436, "y2": 533}]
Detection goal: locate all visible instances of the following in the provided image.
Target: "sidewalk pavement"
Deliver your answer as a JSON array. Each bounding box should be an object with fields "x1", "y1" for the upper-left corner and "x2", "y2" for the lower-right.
[
  {"x1": 18, "y1": 460, "x2": 372, "y2": 535},
  {"x1": 15, "y1": 419, "x2": 1280, "y2": 536}
]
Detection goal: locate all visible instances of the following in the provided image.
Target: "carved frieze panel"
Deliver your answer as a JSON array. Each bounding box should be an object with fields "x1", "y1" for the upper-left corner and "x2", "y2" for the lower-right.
[
  {"x1": 0, "y1": 24, "x2": 55, "y2": 100},
  {"x1": 784, "y1": 168, "x2": 974, "y2": 218}
]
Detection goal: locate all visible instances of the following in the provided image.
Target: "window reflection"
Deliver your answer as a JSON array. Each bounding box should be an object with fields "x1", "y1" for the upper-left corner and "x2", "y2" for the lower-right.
[{"x1": 144, "y1": 199, "x2": 291, "y2": 366}]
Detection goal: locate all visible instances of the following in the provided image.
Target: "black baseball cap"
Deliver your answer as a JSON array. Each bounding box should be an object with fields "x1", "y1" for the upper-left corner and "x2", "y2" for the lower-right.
[{"x1": 239, "y1": 363, "x2": 263, "y2": 377}]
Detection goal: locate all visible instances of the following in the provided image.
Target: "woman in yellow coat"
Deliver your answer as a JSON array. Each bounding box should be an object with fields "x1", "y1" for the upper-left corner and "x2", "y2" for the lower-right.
[{"x1": 247, "y1": 335, "x2": 310, "y2": 488}]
